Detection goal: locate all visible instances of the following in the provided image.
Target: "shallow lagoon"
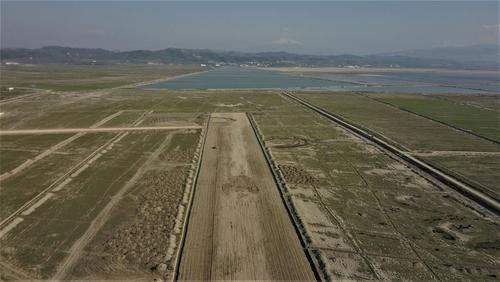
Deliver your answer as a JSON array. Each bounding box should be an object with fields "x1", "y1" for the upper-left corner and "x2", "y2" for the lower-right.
[
  {"x1": 142, "y1": 67, "x2": 354, "y2": 89},
  {"x1": 143, "y1": 66, "x2": 499, "y2": 94}
]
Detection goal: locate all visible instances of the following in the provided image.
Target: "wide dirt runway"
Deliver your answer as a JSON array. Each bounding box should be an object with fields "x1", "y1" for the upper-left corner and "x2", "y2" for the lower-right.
[{"x1": 177, "y1": 113, "x2": 315, "y2": 280}]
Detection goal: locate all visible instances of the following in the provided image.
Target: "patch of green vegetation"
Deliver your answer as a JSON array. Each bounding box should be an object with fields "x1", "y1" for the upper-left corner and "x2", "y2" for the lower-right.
[
  {"x1": 0, "y1": 131, "x2": 166, "y2": 278},
  {"x1": 423, "y1": 154, "x2": 500, "y2": 198},
  {"x1": 356, "y1": 233, "x2": 413, "y2": 257},
  {"x1": 256, "y1": 97, "x2": 500, "y2": 280},
  {"x1": 432, "y1": 94, "x2": 500, "y2": 112},
  {"x1": 0, "y1": 134, "x2": 74, "y2": 173},
  {"x1": 0, "y1": 87, "x2": 33, "y2": 100},
  {"x1": 371, "y1": 93, "x2": 500, "y2": 141},
  {"x1": 168, "y1": 131, "x2": 199, "y2": 151},
  {"x1": 9, "y1": 111, "x2": 118, "y2": 129},
  {"x1": 0, "y1": 133, "x2": 72, "y2": 148},
  {"x1": 0, "y1": 149, "x2": 38, "y2": 174},
  {"x1": 0, "y1": 133, "x2": 113, "y2": 219},
  {"x1": 296, "y1": 92, "x2": 499, "y2": 152}
]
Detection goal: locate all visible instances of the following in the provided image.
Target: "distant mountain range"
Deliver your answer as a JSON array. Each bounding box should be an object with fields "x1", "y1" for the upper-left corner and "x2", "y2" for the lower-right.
[
  {"x1": 378, "y1": 44, "x2": 499, "y2": 64},
  {"x1": 1, "y1": 45, "x2": 498, "y2": 69}
]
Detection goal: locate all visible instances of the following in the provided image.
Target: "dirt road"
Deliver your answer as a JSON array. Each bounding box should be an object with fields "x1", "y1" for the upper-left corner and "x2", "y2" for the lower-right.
[{"x1": 177, "y1": 113, "x2": 315, "y2": 280}]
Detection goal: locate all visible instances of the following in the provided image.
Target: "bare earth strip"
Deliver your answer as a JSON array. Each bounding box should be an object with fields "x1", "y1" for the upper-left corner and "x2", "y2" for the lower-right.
[
  {"x1": 0, "y1": 133, "x2": 83, "y2": 181},
  {"x1": 0, "y1": 112, "x2": 153, "y2": 231},
  {"x1": 0, "y1": 90, "x2": 50, "y2": 106},
  {"x1": 177, "y1": 113, "x2": 315, "y2": 280},
  {"x1": 0, "y1": 111, "x2": 124, "y2": 181}
]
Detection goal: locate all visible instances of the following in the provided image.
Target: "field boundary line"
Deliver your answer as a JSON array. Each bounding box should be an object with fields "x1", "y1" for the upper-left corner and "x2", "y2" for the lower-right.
[
  {"x1": 246, "y1": 112, "x2": 325, "y2": 281},
  {"x1": 282, "y1": 91, "x2": 500, "y2": 215},
  {"x1": 0, "y1": 131, "x2": 124, "y2": 231},
  {"x1": 171, "y1": 115, "x2": 210, "y2": 281},
  {"x1": 361, "y1": 94, "x2": 500, "y2": 145},
  {"x1": 0, "y1": 258, "x2": 32, "y2": 280},
  {"x1": 0, "y1": 133, "x2": 84, "y2": 181},
  {"x1": 91, "y1": 110, "x2": 124, "y2": 128},
  {"x1": 0, "y1": 110, "x2": 125, "y2": 182},
  {"x1": 52, "y1": 133, "x2": 175, "y2": 281},
  {"x1": 0, "y1": 90, "x2": 49, "y2": 106},
  {"x1": 0, "y1": 111, "x2": 151, "y2": 234}
]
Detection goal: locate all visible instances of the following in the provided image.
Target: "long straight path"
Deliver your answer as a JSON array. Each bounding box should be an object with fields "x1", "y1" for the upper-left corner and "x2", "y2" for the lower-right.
[{"x1": 177, "y1": 113, "x2": 315, "y2": 280}]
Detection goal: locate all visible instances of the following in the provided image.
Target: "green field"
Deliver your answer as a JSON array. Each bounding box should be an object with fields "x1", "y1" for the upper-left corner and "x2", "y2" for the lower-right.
[
  {"x1": 295, "y1": 91, "x2": 500, "y2": 196},
  {"x1": 296, "y1": 92, "x2": 498, "y2": 152},
  {"x1": 369, "y1": 93, "x2": 500, "y2": 141},
  {"x1": 0, "y1": 133, "x2": 114, "y2": 219},
  {"x1": 0, "y1": 133, "x2": 73, "y2": 173},
  {"x1": 423, "y1": 154, "x2": 500, "y2": 199},
  {"x1": 0, "y1": 87, "x2": 34, "y2": 100},
  {"x1": 254, "y1": 103, "x2": 500, "y2": 280},
  {"x1": 0, "y1": 65, "x2": 498, "y2": 281},
  {"x1": 0, "y1": 131, "x2": 167, "y2": 278},
  {"x1": 432, "y1": 94, "x2": 500, "y2": 112}
]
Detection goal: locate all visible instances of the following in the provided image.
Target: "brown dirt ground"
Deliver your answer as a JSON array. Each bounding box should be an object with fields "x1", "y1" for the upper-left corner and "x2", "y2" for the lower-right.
[{"x1": 177, "y1": 113, "x2": 315, "y2": 280}]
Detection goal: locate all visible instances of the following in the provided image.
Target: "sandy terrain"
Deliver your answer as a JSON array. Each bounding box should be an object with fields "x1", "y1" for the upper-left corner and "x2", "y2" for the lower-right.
[{"x1": 177, "y1": 113, "x2": 315, "y2": 280}]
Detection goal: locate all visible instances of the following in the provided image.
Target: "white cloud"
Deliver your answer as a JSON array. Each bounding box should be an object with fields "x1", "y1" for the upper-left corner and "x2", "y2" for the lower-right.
[{"x1": 272, "y1": 37, "x2": 303, "y2": 46}]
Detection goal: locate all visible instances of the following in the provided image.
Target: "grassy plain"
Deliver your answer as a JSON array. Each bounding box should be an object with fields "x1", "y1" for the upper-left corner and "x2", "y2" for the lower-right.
[
  {"x1": 369, "y1": 93, "x2": 500, "y2": 141},
  {"x1": 0, "y1": 87, "x2": 34, "y2": 100},
  {"x1": 433, "y1": 93, "x2": 500, "y2": 112},
  {"x1": 0, "y1": 65, "x2": 202, "y2": 92},
  {"x1": 0, "y1": 133, "x2": 72, "y2": 173},
  {"x1": 0, "y1": 65, "x2": 498, "y2": 281},
  {"x1": 0, "y1": 133, "x2": 113, "y2": 219},
  {"x1": 254, "y1": 101, "x2": 500, "y2": 280},
  {"x1": 0, "y1": 131, "x2": 168, "y2": 278},
  {"x1": 296, "y1": 92, "x2": 500, "y2": 197}
]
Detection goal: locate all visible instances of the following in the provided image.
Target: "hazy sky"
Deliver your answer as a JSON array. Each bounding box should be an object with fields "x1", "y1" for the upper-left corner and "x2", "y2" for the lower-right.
[{"x1": 1, "y1": 1, "x2": 499, "y2": 55}]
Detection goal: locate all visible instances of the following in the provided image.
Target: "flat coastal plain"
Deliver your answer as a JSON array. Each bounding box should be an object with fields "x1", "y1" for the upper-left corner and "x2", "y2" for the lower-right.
[
  {"x1": 178, "y1": 113, "x2": 315, "y2": 280},
  {"x1": 1, "y1": 65, "x2": 499, "y2": 281}
]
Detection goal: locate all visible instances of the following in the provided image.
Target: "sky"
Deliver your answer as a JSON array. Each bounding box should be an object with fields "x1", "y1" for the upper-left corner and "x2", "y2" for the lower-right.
[{"x1": 1, "y1": 1, "x2": 499, "y2": 55}]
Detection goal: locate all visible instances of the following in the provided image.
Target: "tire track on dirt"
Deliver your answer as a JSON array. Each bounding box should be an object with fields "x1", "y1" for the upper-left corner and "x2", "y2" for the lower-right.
[
  {"x1": 52, "y1": 133, "x2": 174, "y2": 281},
  {"x1": 0, "y1": 112, "x2": 151, "y2": 236},
  {"x1": 0, "y1": 111, "x2": 123, "y2": 181},
  {"x1": 177, "y1": 113, "x2": 315, "y2": 280},
  {"x1": 247, "y1": 112, "x2": 324, "y2": 280},
  {"x1": 0, "y1": 90, "x2": 50, "y2": 106}
]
